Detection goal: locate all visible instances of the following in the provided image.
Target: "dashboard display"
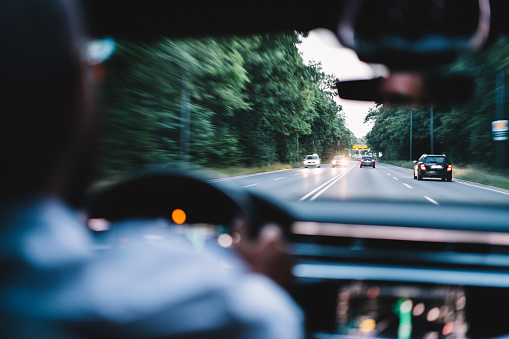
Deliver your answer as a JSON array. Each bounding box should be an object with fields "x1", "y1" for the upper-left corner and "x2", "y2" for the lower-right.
[{"x1": 335, "y1": 281, "x2": 467, "y2": 339}]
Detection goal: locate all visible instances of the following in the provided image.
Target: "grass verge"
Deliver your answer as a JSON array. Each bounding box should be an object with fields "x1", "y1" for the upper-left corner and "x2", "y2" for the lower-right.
[
  {"x1": 211, "y1": 162, "x2": 297, "y2": 178},
  {"x1": 380, "y1": 160, "x2": 509, "y2": 190}
]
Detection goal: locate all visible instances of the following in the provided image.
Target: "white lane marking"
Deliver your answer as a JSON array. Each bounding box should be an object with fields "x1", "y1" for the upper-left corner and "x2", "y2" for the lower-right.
[
  {"x1": 294, "y1": 173, "x2": 301, "y2": 176},
  {"x1": 210, "y1": 168, "x2": 293, "y2": 182},
  {"x1": 456, "y1": 180, "x2": 509, "y2": 196},
  {"x1": 241, "y1": 183, "x2": 258, "y2": 188},
  {"x1": 299, "y1": 167, "x2": 354, "y2": 201},
  {"x1": 309, "y1": 167, "x2": 355, "y2": 201},
  {"x1": 403, "y1": 183, "x2": 413, "y2": 189},
  {"x1": 423, "y1": 196, "x2": 440, "y2": 205},
  {"x1": 387, "y1": 173, "x2": 391, "y2": 175},
  {"x1": 393, "y1": 177, "x2": 399, "y2": 180},
  {"x1": 273, "y1": 177, "x2": 285, "y2": 180}
]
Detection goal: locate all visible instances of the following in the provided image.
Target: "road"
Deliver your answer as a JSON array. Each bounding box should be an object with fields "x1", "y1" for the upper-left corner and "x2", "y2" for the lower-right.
[{"x1": 212, "y1": 162, "x2": 509, "y2": 205}]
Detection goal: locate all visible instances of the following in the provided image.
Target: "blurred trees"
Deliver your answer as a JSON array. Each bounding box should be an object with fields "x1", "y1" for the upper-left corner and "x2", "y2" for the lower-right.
[
  {"x1": 98, "y1": 32, "x2": 352, "y2": 178},
  {"x1": 365, "y1": 36, "x2": 509, "y2": 167}
]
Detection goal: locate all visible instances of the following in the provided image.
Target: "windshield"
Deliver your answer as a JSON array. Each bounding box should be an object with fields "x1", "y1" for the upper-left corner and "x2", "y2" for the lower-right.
[{"x1": 95, "y1": 31, "x2": 509, "y2": 208}]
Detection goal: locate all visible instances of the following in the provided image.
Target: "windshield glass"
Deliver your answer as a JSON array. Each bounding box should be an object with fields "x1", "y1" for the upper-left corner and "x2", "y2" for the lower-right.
[{"x1": 95, "y1": 31, "x2": 509, "y2": 208}]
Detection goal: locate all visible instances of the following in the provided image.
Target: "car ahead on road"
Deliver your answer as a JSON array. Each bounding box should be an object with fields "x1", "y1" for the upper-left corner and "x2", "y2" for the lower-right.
[
  {"x1": 359, "y1": 156, "x2": 375, "y2": 168},
  {"x1": 331, "y1": 155, "x2": 347, "y2": 168},
  {"x1": 303, "y1": 154, "x2": 320, "y2": 168},
  {"x1": 414, "y1": 154, "x2": 452, "y2": 181}
]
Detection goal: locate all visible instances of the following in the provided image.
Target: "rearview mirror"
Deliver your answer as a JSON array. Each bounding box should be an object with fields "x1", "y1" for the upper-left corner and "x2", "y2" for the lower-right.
[
  {"x1": 336, "y1": 0, "x2": 491, "y2": 68},
  {"x1": 335, "y1": 73, "x2": 474, "y2": 105}
]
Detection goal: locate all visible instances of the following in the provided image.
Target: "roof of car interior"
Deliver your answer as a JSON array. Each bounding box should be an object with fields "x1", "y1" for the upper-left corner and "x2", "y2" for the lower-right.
[
  {"x1": 80, "y1": 1, "x2": 509, "y2": 40},
  {"x1": 81, "y1": 1, "x2": 346, "y2": 39}
]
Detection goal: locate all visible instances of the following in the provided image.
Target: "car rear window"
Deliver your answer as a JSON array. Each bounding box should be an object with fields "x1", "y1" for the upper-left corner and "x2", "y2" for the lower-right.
[
  {"x1": 424, "y1": 157, "x2": 448, "y2": 163},
  {"x1": 334, "y1": 156, "x2": 344, "y2": 160},
  {"x1": 307, "y1": 155, "x2": 318, "y2": 160}
]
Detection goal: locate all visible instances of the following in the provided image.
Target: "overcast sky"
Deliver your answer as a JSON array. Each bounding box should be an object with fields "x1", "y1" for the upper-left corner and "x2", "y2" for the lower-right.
[{"x1": 297, "y1": 29, "x2": 383, "y2": 138}]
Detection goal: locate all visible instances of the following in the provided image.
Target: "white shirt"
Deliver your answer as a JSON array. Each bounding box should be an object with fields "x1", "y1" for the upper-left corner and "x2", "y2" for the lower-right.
[{"x1": 0, "y1": 196, "x2": 304, "y2": 338}]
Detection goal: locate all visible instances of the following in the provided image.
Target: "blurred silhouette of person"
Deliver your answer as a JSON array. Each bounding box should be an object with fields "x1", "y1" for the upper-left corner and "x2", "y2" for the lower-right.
[{"x1": 0, "y1": 1, "x2": 303, "y2": 338}]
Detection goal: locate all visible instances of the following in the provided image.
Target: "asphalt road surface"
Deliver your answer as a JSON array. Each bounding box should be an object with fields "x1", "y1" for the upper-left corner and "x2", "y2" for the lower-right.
[{"x1": 211, "y1": 162, "x2": 509, "y2": 206}]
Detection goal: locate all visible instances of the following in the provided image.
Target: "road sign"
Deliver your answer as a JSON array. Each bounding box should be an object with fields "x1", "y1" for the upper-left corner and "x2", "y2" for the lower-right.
[
  {"x1": 492, "y1": 120, "x2": 508, "y2": 141},
  {"x1": 352, "y1": 145, "x2": 369, "y2": 150}
]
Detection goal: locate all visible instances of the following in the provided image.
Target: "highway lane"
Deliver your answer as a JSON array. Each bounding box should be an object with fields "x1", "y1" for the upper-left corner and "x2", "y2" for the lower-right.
[
  {"x1": 212, "y1": 163, "x2": 354, "y2": 200},
  {"x1": 213, "y1": 161, "x2": 509, "y2": 206}
]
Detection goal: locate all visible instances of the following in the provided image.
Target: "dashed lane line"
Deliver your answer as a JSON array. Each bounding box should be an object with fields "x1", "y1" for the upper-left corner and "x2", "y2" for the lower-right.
[
  {"x1": 424, "y1": 196, "x2": 440, "y2": 205},
  {"x1": 241, "y1": 183, "x2": 258, "y2": 188}
]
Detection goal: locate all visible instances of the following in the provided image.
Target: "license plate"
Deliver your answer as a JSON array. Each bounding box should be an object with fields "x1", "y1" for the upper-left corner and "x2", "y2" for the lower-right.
[{"x1": 431, "y1": 165, "x2": 442, "y2": 169}]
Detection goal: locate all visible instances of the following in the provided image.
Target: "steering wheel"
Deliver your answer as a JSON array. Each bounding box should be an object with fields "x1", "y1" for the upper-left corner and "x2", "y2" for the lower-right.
[{"x1": 85, "y1": 170, "x2": 293, "y2": 239}]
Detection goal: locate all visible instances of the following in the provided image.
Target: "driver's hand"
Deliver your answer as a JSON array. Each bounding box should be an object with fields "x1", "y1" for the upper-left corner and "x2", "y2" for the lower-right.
[{"x1": 234, "y1": 220, "x2": 293, "y2": 288}]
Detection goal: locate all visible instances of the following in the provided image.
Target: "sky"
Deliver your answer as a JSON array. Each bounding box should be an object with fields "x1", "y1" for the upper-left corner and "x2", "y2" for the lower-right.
[{"x1": 297, "y1": 29, "x2": 385, "y2": 138}]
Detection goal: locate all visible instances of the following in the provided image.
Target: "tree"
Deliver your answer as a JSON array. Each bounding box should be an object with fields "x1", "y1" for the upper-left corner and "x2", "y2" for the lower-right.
[{"x1": 96, "y1": 32, "x2": 354, "y2": 179}]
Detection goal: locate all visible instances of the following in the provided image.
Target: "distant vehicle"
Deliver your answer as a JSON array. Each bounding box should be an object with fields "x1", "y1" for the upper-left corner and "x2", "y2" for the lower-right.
[
  {"x1": 303, "y1": 154, "x2": 321, "y2": 168},
  {"x1": 360, "y1": 156, "x2": 375, "y2": 168},
  {"x1": 332, "y1": 155, "x2": 347, "y2": 168},
  {"x1": 414, "y1": 154, "x2": 452, "y2": 181}
]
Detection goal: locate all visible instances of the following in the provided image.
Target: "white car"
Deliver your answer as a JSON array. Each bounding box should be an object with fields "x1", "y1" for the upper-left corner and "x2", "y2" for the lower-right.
[{"x1": 303, "y1": 154, "x2": 321, "y2": 168}]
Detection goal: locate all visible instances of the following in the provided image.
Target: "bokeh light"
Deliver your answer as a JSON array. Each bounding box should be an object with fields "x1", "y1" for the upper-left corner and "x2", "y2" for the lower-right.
[{"x1": 172, "y1": 209, "x2": 187, "y2": 224}]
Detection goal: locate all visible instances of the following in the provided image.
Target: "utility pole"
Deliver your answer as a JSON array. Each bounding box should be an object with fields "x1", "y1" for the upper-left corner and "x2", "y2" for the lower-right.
[
  {"x1": 496, "y1": 71, "x2": 505, "y2": 174},
  {"x1": 409, "y1": 104, "x2": 413, "y2": 161},
  {"x1": 430, "y1": 105, "x2": 434, "y2": 154},
  {"x1": 296, "y1": 137, "x2": 299, "y2": 159},
  {"x1": 180, "y1": 69, "x2": 190, "y2": 168}
]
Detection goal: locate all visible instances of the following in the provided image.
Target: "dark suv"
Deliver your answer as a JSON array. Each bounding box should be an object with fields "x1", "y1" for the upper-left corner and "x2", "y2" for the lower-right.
[
  {"x1": 414, "y1": 154, "x2": 452, "y2": 181},
  {"x1": 359, "y1": 156, "x2": 375, "y2": 168}
]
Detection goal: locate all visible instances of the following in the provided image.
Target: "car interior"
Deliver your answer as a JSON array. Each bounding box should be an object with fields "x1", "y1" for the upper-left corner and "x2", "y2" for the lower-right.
[{"x1": 81, "y1": 1, "x2": 509, "y2": 338}]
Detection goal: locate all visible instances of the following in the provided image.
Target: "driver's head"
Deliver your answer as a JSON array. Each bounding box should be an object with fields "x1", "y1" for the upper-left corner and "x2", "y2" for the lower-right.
[{"x1": 0, "y1": 0, "x2": 97, "y2": 206}]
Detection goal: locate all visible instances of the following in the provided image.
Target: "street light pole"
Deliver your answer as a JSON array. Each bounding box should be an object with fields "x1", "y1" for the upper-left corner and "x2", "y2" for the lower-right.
[
  {"x1": 181, "y1": 69, "x2": 190, "y2": 168},
  {"x1": 430, "y1": 105, "x2": 434, "y2": 154},
  {"x1": 496, "y1": 71, "x2": 505, "y2": 174},
  {"x1": 409, "y1": 104, "x2": 413, "y2": 161}
]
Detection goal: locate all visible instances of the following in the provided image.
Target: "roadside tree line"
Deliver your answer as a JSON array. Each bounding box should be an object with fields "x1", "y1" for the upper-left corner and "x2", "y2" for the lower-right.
[
  {"x1": 365, "y1": 36, "x2": 509, "y2": 168},
  {"x1": 98, "y1": 32, "x2": 353, "y2": 179}
]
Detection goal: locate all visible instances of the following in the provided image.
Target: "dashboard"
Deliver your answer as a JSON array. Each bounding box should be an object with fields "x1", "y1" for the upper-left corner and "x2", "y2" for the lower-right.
[
  {"x1": 86, "y1": 174, "x2": 509, "y2": 339},
  {"x1": 281, "y1": 200, "x2": 509, "y2": 339}
]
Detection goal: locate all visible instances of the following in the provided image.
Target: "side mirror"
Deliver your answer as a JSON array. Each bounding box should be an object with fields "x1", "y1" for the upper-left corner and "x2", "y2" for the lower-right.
[{"x1": 413, "y1": 160, "x2": 417, "y2": 163}]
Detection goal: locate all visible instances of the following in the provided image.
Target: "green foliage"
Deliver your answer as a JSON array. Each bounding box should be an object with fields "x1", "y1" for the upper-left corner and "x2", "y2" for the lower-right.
[
  {"x1": 97, "y1": 33, "x2": 353, "y2": 179},
  {"x1": 365, "y1": 36, "x2": 509, "y2": 168}
]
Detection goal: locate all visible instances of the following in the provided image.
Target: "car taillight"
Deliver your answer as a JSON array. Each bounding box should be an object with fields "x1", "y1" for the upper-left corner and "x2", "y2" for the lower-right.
[
  {"x1": 361, "y1": 159, "x2": 364, "y2": 162},
  {"x1": 371, "y1": 159, "x2": 375, "y2": 162},
  {"x1": 420, "y1": 164, "x2": 426, "y2": 171},
  {"x1": 447, "y1": 164, "x2": 452, "y2": 171}
]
